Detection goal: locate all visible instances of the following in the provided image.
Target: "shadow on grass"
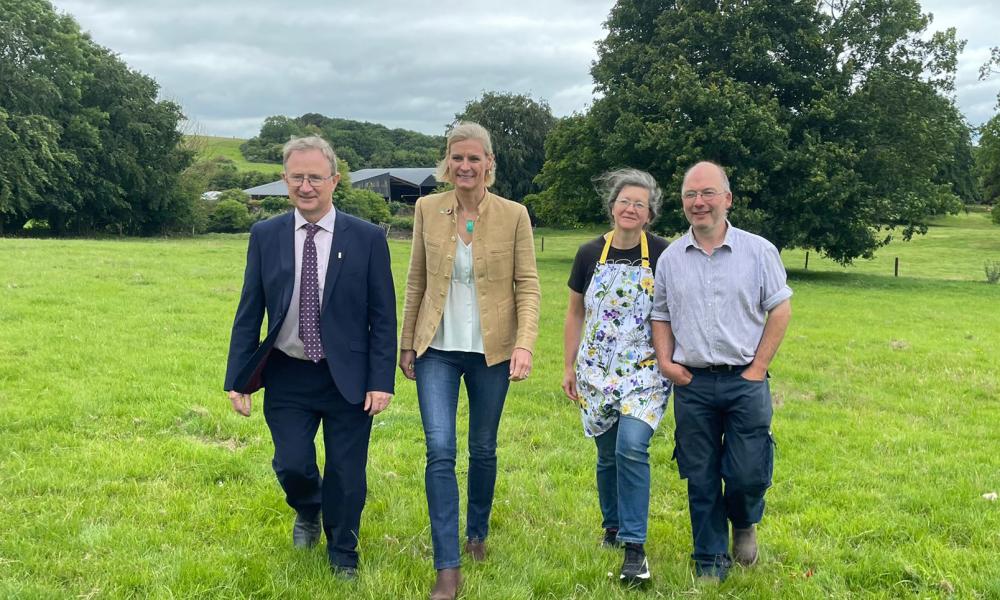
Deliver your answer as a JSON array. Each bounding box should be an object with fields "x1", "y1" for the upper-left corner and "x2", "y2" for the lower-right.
[{"x1": 786, "y1": 269, "x2": 992, "y2": 290}]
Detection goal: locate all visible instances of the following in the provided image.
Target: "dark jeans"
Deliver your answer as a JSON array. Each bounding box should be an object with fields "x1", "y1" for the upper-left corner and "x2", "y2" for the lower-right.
[
  {"x1": 262, "y1": 350, "x2": 373, "y2": 569},
  {"x1": 594, "y1": 416, "x2": 655, "y2": 544},
  {"x1": 673, "y1": 367, "x2": 775, "y2": 578},
  {"x1": 414, "y1": 348, "x2": 511, "y2": 570}
]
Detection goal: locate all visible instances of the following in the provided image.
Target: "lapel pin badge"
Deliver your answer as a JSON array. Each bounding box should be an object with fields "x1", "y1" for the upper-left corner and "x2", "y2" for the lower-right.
[{"x1": 338, "y1": 252, "x2": 342, "y2": 259}]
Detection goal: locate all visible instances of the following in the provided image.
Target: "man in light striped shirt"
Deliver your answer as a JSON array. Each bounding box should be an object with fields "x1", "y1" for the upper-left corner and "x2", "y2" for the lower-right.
[{"x1": 651, "y1": 161, "x2": 792, "y2": 583}]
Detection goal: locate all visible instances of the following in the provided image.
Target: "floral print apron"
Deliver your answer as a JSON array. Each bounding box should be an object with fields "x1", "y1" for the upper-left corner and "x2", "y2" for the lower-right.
[{"x1": 575, "y1": 230, "x2": 671, "y2": 437}]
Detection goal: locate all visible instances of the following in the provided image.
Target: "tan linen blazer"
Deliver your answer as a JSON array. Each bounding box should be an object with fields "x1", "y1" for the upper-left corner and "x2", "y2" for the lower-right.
[{"x1": 400, "y1": 190, "x2": 540, "y2": 366}]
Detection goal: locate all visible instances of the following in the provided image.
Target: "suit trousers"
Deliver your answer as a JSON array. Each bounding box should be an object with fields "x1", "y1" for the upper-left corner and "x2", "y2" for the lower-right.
[{"x1": 262, "y1": 350, "x2": 373, "y2": 568}]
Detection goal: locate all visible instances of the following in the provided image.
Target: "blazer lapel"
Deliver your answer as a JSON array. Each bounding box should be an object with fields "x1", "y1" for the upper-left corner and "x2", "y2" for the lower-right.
[
  {"x1": 322, "y1": 210, "x2": 352, "y2": 310},
  {"x1": 278, "y1": 212, "x2": 295, "y2": 313}
]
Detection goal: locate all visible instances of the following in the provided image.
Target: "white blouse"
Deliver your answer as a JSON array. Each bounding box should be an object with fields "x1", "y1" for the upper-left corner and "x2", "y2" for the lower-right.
[{"x1": 429, "y1": 238, "x2": 484, "y2": 353}]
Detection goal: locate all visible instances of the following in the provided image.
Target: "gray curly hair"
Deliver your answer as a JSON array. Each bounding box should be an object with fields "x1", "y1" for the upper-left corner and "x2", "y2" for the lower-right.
[{"x1": 595, "y1": 168, "x2": 662, "y2": 226}]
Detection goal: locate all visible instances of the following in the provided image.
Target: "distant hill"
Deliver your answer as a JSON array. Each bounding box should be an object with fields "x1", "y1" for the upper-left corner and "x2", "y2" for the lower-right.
[
  {"x1": 239, "y1": 114, "x2": 444, "y2": 171},
  {"x1": 183, "y1": 135, "x2": 283, "y2": 175}
]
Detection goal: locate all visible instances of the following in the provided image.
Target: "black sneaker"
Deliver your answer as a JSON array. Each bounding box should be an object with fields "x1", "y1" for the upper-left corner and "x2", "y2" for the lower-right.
[
  {"x1": 602, "y1": 528, "x2": 622, "y2": 548},
  {"x1": 620, "y1": 542, "x2": 651, "y2": 585}
]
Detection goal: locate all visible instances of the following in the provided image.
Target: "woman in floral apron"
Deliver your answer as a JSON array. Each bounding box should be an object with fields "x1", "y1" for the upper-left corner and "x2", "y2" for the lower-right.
[{"x1": 563, "y1": 168, "x2": 672, "y2": 585}]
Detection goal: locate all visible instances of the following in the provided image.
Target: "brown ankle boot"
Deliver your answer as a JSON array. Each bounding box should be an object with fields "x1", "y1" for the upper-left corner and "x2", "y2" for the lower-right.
[
  {"x1": 464, "y1": 538, "x2": 486, "y2": 561},
  {"x1": 732, "y1": 525, "x2": 759, "y2": 566},
  {"x1": 430, "y1": 567, "x2": 461, "y2": 600}
]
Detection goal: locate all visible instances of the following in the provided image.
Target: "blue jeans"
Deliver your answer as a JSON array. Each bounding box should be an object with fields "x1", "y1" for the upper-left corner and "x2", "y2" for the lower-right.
[
  {"x1": 594, "y1": 415, "x2": 655, "y2": 544},
  {"x1": 673, "y1": 368, "x2": 775, "y2": 578},
  {"x1": 414, "y1": 348, "x2": 511, "y2": 569}
]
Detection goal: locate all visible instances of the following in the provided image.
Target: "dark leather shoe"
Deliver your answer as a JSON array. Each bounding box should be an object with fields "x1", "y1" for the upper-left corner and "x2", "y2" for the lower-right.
[
  {"x1": 429, "y1": 567, "x2": 461, "y2": 600},
  {"x1": 732, "y1": 525, "x2": 759, "y2": 566},
  {"x1": 292, "y1": 512, "x2": 322, "y2": 549},
  {"x1": 330, "y1": 564, "x2": 358, "y2": 581},
  {"x1": 464, "y1": 539, "x2": 486, "y2": 561}
]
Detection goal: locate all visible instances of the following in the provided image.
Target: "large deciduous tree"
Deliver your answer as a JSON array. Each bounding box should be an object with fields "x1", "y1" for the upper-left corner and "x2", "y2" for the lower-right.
[
  {"x1": 455, "y1": 92, "x2": 557, "y2": 202},
  {"x1": 530, "y1": 0, "x2": 972, "y2": 263},
  {"x1": 0, "y1": 0, "x2": 193, "y2": 235},
  {"x1": 978, "y1": 113, "x2": 1000, "y2": 206}
]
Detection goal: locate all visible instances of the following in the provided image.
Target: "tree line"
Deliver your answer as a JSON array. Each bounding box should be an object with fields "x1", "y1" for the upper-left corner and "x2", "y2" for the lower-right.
[
  {"x1": 2, "y1": 0, "x2": 998, "y2": 263},
  {"x1": 239, "y1": 114, "x2": 444, "y2": 171}
]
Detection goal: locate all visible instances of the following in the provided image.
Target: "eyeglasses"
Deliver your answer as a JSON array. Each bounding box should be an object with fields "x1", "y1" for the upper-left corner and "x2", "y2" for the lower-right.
[
  {"x1": 615, "y1": 198, "x2": 649, "y2": 211},
  {"x1": 682, "y1": 189, "x2": 724, "y2": 201},
  {"x1": 286, "y1": 174, "x2": 333, "y2": 187}
]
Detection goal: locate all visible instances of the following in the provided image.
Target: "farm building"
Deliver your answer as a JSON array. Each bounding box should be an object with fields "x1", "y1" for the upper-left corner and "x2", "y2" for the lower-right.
[{"x1": 243, "y1": 168, "x2": 439, "y2": 202}]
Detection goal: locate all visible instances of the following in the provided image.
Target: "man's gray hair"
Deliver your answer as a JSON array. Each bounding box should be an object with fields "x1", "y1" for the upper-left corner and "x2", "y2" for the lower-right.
[
  {"x1": 683, "y1": 161, "x2": 731, "y2": 192},
  {"x1": 595, "y1": 167, "x2": 663, "y2": 224},
  {"x1": 282, "y1": 136, "x2": 338, "y2": 171}
]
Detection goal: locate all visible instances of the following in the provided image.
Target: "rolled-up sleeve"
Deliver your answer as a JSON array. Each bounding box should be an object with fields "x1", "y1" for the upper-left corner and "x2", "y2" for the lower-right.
[{"x1": 759, "y1": 244, "x2": 792, "y2": 311}]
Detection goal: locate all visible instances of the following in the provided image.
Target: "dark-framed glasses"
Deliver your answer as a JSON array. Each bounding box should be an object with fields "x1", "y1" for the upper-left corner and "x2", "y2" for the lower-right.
[
  {"x1": 682, "y1": 189, "x2": 723, "y2": 201},
  {"x1": 286, "y1": 174, "x2": 333, "y2": 187}
]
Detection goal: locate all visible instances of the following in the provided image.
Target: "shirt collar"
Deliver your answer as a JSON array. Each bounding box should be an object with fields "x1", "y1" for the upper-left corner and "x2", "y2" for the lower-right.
[
  {"x1": 294, "y1": 207, "x2": 336, "y2": 233},
  {"x1": 683, "y1": 220, "x2": 735, "y2": 252}
]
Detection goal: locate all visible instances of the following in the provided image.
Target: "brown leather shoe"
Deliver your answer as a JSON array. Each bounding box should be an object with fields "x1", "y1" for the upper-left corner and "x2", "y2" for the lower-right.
[
  {"x1": 464, "y1": 538, "x2": 486, "y2": 561},
  {"x1": 732, "y1": 525, "x2": 759, "y2": 566},
  {"x1": 430, "y1": 568, "x2": 461, "y2": 600}
]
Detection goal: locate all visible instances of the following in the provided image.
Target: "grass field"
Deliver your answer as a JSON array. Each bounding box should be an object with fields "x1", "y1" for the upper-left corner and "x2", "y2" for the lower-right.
[
  {"x1": 1, "y1": 212, "x2": 998, "y2": 598},
  {"x1": 185, "y1": 135, "x2": 283, "y2": 175}
]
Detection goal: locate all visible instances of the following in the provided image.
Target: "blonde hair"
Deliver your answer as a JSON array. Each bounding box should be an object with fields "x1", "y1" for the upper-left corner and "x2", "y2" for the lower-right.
[{"x1": 434, "y1": 121, "x2": 496, "y2": 187}]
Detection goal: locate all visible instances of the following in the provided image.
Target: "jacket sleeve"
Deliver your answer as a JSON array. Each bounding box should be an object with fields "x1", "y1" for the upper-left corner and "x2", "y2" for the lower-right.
[
  {"x1": 512, "y1": 204, "x2": 540, "y2": 353},
  {"x1": 224, "y1": 226, "x2": 265, "y2": 390},
  {"x1": 366, "y1": 230, "x2": 397, "y2": 393},
  {"x1": 399, "y1": 197, "x2": 427, "y2": 350}
]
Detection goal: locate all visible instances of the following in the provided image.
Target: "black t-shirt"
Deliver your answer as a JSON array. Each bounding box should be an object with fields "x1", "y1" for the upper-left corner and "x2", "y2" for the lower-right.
[{"x1": 567, "y1": 232, "x2": 670, "y2": 294}]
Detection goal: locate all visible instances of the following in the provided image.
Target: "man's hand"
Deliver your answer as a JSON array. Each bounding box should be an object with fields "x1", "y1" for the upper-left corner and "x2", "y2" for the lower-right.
[
  {"x1": 398, "y1": 349, "x2": 417, "y2": 381},
  {"x1": 509, "y1": 347, "x2": 532, "y2": 381},
  {"x1": 364, "y1": 391, "x2": 392, "y2": 416},
  {"x1": 660, "y1": 362, "x2": 693, "y2": 386},
  {"x1": 740, "y1": 364, "x2": 767, "y2": 382},
  {"x1": 228, "y1": 390, "x2": 252, "y2": 417}
]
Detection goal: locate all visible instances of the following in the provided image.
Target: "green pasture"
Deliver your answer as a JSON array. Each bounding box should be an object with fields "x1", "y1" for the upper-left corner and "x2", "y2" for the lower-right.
[
  {"x1": 1, "y1": 213, "x2": 998, "y2": 598},
  {"x1": 186, "y1": 135, "x2": 283, "y2": 175}
]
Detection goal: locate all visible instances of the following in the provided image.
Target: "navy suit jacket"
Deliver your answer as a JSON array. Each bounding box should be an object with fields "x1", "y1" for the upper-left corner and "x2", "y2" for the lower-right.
[{"x1": 224, "y1": 210, "x2": 397, "y2": 404}]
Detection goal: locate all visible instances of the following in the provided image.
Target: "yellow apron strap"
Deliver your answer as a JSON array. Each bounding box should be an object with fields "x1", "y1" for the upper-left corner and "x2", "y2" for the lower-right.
[
  {"x1": 640, "y1": 230, "x2": 650, "y2": 269},
  {"x1": 598, "y1": 230, "x2": 615, "y2": 264},
  {"x1": 601, "y1": 230, "x2": 650, "y2": 267}
]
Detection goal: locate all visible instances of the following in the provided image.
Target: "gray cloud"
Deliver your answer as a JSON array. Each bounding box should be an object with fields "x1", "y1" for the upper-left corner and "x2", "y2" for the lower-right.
[{"x1": 52, "y1": 0, "x2": 999, "y2": 139}]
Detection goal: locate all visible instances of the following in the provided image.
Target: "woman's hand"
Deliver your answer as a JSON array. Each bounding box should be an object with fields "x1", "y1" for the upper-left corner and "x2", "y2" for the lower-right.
[
  {"x1": 509, "y1": 347, "x2": 533, "y2": 382},
  {"x1": 398, "y1": 349, "x2": 417, "y2": 381},
  {"x1": 561, "y1": 368, "x2": 579, "y2": 402}
]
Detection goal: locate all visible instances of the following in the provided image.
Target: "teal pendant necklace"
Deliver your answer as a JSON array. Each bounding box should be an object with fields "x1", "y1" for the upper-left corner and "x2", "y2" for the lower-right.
[{"x1": 466, "y1": 219, "x2": 474, "y2": 233}]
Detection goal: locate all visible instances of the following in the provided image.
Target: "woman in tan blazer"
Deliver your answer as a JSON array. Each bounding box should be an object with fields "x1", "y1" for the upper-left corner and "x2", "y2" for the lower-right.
[{"x1": 398, "y1": 122, "x2": 540, "y2": 600}]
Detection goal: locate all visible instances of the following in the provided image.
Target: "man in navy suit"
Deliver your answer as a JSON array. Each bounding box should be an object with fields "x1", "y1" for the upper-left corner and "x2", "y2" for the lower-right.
[{"x1": 224, "y1": 135, "x2": 396, "y2": 579}]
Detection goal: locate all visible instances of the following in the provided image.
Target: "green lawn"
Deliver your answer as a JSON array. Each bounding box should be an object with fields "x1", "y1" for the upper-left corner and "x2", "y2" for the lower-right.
[
  {"x1": 186, "y1": 135, "x2": 283, "y2": 175},
  {"x1": 1, "y1": 214, "x2": 998, "y2": 598}
]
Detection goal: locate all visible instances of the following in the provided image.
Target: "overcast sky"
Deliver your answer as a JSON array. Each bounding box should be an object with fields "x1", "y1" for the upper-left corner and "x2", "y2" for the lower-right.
[{"x1": 51, "y1": 0, "x2": 1000, "y2": 140}]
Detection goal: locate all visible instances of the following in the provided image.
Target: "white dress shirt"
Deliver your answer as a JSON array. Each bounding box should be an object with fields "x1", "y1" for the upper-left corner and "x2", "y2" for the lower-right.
[{"x1": 275, "y1": 208, "x2": 337, "y2": 359}]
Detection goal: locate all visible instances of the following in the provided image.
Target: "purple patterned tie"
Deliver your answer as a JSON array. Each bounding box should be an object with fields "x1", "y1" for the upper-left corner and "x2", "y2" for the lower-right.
[{"x1": 299, "y1": 223, "x2": 324, "y2": 362}]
